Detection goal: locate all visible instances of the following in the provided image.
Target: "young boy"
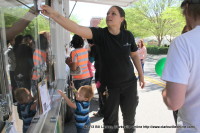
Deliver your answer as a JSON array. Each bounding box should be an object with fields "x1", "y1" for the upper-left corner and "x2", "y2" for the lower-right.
[
  {"x1": 14, "y1": 88, "x2": 37, "y2": 133},
  {"x1": 57, "y1": 85, "x2": 94, "y2": 133}
]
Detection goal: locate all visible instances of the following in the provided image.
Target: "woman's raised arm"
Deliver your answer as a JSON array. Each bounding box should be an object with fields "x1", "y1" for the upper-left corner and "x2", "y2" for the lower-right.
[{"x1": 41, "y1": 5, "x2": 93, "y2": 39}]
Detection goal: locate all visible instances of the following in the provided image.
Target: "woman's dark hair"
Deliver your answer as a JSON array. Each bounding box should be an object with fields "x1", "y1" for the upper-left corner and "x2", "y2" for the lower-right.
[
  {"x1": 181, "y1": 0, "x2": 200, "y2": 21},
  {"x1": 70, "y1": 34, "x2": 84, "y2": 49},
  {"x1": 23, "y1": 34, "x2": 34, "y2": 44},
  {"x1": 181, "y1": 25, "x2": 191, "y2": 34},
  {"x1": 13, "y1": 35, "x2": 23, "y2": 52},
  {"x1": 37, "y1": 34, "x2": 49, "y2": 50},
  {"x1": 15, "y1": 44, "x2": 33, "y2": 77},
  {"x1": 24, "y1": 34, "x2": 34, "y2": 40},
  {"x1": 112, "y1": 6, "x2": 127, "y2": 30}
]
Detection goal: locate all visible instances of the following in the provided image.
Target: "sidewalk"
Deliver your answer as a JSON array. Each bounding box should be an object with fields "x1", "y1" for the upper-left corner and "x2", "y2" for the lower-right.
[{"x1": 134, "y1": 54, "x2": 175, "y2": 133}]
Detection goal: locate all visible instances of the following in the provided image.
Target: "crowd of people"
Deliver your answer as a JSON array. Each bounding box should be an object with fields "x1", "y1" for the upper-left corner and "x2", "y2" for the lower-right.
[
  {"x1": 2, "y1": 0, "x2": 200, "y2": 133},
  {"x1": 5, "y1": 32, "x2": 50, "y2": 132},
  {"x1": 42, "y1": 0, "x2": 200, "y2": 133},
  {"x1": 2, "y1": 7, "x2": 51, "y2": 133}
]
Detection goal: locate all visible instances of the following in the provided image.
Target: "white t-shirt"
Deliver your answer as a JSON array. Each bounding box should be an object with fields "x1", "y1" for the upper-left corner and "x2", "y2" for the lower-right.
[{"x1": 162, "y1": 26, "x2": 200, "y2": 133}]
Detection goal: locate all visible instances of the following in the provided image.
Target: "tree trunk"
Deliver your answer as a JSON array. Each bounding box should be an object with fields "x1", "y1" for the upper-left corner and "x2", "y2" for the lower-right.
[{"x1": 157, "y1": 36, "x2": 163, "y2": 46}]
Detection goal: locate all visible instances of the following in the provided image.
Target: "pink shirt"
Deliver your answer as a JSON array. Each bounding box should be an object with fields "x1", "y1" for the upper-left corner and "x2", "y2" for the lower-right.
[
  {"x1": 87, "y1": 61, "x2": 95, "y2": 78},
  {"x1": 137, "y1": 47, "x2": 147, "y2": 60}
]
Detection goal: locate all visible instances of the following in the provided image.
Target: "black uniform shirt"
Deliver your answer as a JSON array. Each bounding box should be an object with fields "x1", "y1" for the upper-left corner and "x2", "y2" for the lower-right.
[{"x1": 90, "y1": 27, "x2": 138, "y2": 88}]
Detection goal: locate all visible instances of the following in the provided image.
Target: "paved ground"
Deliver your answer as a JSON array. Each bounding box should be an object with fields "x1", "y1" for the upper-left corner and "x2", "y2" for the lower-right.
[{"x1": 64, "y1": 54, "x2": 177, "y2": 133}]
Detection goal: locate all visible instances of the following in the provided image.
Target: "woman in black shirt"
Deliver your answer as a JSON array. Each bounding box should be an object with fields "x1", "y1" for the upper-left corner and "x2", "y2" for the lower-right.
[{"x1": 42, "y1": 5, "x2": 145, "y2": 133}]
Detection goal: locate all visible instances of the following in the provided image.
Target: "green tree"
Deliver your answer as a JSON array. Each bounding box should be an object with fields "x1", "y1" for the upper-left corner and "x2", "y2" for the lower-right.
[
  {"x1": 125, "y1": 0, "x2": 182, "y2": 46},
  {"x1": 161, "y1": 7, "x2": 185, "y2": 42},
  {"x1": 3, "y1": 7, "x2": 37, "y2": 37},
  {"x1": 3, "y1": 7, "x2": 27, "y2": 28},
  {"x1": 37, "y1": 16, "x2": 50, "y2": 32},
  {"x1": 98, "y1": 18, "x2": 106, "y2": 28},
  {"x1": 3, "y1": 6, "x2": 80, "y2": 37},
  {"x1": 125, "y1": 8, "x2": 152, "y2": 37}
]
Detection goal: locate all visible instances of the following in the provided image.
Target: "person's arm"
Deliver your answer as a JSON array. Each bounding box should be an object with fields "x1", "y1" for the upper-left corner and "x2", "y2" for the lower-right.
[
  {"x1": 4, "y1": 47, "x2": 11, "y2": 55},
  {"x1": 69, "y1": 62, "x2": 77, "y2": 71},
  {"x1": 30, "y1": 100, "x2": 37, "y2": 111},
  {"x1": 162, "y1": 82, "x2": 186, "y2": 111},
  {"x1": 69, "y1": 81, "x2": 78, "y2": 93},
  {"x1": 65, "y1": 57, "x2": 77, "y2": 71},
  {"x1": 41, "y1": 5, "x2": 93, "y2": 39},
  {"x1": 6, "y1": 7, "x2": 38, "y2": 40},
  {"x1": 130, "y1": 51, "x2": 145, "y2": 88},
  {"x1": 57, "y1": 90, "x2": 76, "y2": 109},
  {"x1": 143, "y1": 47, "x2": 147, "y2": 63}
]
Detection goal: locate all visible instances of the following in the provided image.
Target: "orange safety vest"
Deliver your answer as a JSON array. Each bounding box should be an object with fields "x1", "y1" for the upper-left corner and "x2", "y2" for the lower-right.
[
  {"x1": 71, "y1": 48, "x2": 90, "y2": 80},
  {"x1": 32, "y1": 49, "x2": 47, "y2": 80}
]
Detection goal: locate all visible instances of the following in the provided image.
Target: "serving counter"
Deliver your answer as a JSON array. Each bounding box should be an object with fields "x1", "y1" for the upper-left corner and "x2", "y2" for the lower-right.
[{"x1": 28, "y1": 79, "x2": 67, "y2": 133}]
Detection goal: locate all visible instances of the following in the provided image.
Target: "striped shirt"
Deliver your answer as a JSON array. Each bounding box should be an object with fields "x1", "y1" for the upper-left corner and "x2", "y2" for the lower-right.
[
  {"x1": 32, "y1": 49, "x2": 47, "y2": 80},
  {"x1": 74, "y1": 100, "x2": 90, "y2": 128},
  {"x1": 71, "y1": 48, "x2": 90, "y2": 80},
  {"x1": 17, "y1": 101, "x2": 36, "y2": 133}
]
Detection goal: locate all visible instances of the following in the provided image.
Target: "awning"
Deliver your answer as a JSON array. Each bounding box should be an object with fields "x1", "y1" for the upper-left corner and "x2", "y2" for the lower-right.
[
  {"x1": 70, "y1": 0, "x2": 137, "y2": 7},
  {"x1": 1, "y1": 0, "x2": 137, "y2": 7},
  {"x1": 0, "y1": 0, "x2": 46, "y2": 7}
]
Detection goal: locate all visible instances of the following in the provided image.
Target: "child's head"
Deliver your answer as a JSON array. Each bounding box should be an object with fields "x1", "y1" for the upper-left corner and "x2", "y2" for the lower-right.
[
  {"x1": 70, "y1": 34, "x2": 84, "y2": 49},
  {"x1": 76, "y1": 85, "x2": 94, "y2": 101},
  {"x1": 14, "y1": 88, "x2": 33, "y2": 104}
]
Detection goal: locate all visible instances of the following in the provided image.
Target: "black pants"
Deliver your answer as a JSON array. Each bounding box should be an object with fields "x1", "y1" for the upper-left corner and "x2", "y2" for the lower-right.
[
  {"x1": 15, "y1": 74, "x2": 31, "y2": 91},
  {"x1": 97, "y1": 83, "x2": 106, "y2": 115},
  {"x1": 173, "y1": 110, "x2": 178, "y2": 125},
  {"x1": 103, "y1": 83, "x2": 138, "y2": 133},
  {"x1": 9, "y1": 71, "x2": 17, "y2": 102},
  {"x1": 9, "y1": 71, "x2": 17, "y2": 89},
  {"x1": 73, "y1": 78, "x2": 91, "y2": 90}
]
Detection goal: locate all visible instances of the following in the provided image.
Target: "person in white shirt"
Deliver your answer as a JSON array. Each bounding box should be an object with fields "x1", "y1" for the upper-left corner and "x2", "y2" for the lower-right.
[{"x1": 162, "y1": 0, "x2": 200, "y2": 133}]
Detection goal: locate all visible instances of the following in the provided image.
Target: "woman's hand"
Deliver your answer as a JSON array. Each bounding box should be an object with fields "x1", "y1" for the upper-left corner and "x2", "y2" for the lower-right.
[
  {"x1": 41, "y1": 5, "x2": 58, "y2": 18},
  {"x1": 139, "y1": 76, "x2": 145, "y2": 89}
]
